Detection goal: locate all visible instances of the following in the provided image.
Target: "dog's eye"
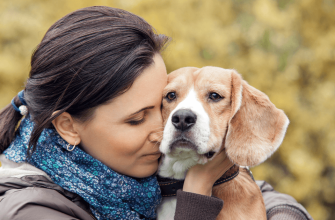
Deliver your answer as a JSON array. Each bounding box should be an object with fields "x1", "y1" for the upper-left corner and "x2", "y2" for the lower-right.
[
  {"x1": 166, "y1": 92, "x2": 176, "y2": 101},
  {"x1": 209, "y1": 92, "x2": 223, "y2": 101}
]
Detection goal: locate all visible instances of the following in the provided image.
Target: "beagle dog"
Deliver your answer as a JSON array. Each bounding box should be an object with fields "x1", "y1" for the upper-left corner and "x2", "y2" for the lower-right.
[{"x1": 156, "y1": 67, "x2": 289, "y2": 220}]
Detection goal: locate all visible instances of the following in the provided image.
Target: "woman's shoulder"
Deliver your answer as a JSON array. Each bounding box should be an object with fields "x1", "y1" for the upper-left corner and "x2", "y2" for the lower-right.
[
  {"x1": 256, "y1": 180, "x2": 313, "y2": 220},
  {"x1": 0, "y1": 174, "x2": 95, "y2": 220}
]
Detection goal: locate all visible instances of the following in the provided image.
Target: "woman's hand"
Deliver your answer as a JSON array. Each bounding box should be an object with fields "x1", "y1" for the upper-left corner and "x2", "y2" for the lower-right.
[{"x1": 183, "y1": 149, "x2": 234, "y2": 196}]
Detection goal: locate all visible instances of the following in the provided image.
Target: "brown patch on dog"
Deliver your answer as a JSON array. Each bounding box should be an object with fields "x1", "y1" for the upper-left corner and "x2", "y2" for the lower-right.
[
  {"x1": 193, "y1": 68, "x2": 233, "y2": 152},
  {"x1": 213, "y1": 168, "x2": 266, "y2": 220},
  {"x1": 225, "y1": 70, "x2": 289, "y2": 166}
]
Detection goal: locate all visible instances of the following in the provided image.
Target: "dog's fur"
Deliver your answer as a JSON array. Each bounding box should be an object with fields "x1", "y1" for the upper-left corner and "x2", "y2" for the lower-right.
[{"x1": 156, "y1": 67, "x2": 289, "y2": 220}]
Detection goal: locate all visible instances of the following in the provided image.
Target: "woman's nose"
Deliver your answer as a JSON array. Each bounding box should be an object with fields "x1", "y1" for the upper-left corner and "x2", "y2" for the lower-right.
[
  {"x1": 148, "y1": 112, "x2": 164, "y2": 143},
  {"x1": 148, "y1": 127, "x2": 163, "y2": 143}
]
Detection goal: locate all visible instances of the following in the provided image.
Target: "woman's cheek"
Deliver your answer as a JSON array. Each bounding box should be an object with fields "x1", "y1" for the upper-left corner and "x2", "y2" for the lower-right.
[{"x1": 111, "y1": 129, "x2": 147, "y2": 155}]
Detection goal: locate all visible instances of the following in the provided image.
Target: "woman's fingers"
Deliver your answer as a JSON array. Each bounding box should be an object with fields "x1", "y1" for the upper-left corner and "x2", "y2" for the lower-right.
[
  {"x1": 205, "y1": 149, "x2": 234, "y2": 179},
  {"x1": 192, "y1": 149, "x2": 234, "y2": 182},
  {"x1": 183, "y1": 149, "x2": 235, "y2": 196},
  {"x1": 203, "y1": 149, "x2": 228, "y2": 170}
]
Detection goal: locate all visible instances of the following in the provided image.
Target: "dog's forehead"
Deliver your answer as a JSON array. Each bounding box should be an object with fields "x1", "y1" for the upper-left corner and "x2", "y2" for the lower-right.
[
  {"x1": 167, "y1": 67, "x2": 198, "y2": 84},
  {"x1": 167, "y1": 66, "x2": 232, "y2": 90},
  {"x1": 165, "y1": 67, "x2": 198, "y2": 93},
  {"x1": 195, "y1": 67, "x2": 232, "y2": 86}
]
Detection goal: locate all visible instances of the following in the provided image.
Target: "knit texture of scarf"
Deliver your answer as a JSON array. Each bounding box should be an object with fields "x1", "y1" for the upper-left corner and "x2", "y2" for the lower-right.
[{"x1": 4, "y1": 116, "x2": 161, "y2": 220}]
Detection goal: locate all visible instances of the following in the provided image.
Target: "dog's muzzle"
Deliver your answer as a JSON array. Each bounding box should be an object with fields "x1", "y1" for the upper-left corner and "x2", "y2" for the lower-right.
[
  {"x1": 169, "y1": 109, "x2": 216, "y2": 159},
  {"x1": 169, "y1": 109, "x2": 198, "y2": 153}
]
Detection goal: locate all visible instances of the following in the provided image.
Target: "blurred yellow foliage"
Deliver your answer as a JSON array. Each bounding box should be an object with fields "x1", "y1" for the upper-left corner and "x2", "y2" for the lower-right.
[{"x1": 0, "y1": 0, "x2": 334, "y2": 219}]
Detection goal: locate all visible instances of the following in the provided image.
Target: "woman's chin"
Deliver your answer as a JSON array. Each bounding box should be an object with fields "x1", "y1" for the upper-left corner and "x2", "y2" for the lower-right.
[{"x1": 129, "y1": 161, "x2": 159, "y2": 178}]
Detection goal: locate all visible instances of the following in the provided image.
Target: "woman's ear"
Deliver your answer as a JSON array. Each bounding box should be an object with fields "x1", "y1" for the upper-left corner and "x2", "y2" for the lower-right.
[
  {"x1": 52, "y1": 112, "x2": 81, "y2": 145},
  {"x1": 224, "y1": 70, "x2": 289, "y2": 167}
]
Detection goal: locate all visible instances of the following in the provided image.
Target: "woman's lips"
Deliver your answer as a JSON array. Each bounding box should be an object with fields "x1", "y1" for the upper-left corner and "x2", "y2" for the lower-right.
[{"x1": 143, "y1": 152, "x2": 162, "y2": 160}]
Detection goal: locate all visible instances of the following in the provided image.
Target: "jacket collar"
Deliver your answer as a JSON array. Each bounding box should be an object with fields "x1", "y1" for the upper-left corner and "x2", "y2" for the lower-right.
[{"x1": 0, "y1": 154, "x2": 52, "y2": 180}]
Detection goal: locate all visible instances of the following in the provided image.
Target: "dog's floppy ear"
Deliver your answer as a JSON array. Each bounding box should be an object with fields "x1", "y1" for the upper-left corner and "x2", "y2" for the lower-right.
[{"x1": 225, "y1": 70, "x2": 289, "y2": 167}]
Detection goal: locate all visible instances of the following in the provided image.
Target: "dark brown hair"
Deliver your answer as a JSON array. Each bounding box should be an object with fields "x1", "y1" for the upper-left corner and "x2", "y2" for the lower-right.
[{"x1": 0, "y1": 6, "x2": 170, "y2": 154}]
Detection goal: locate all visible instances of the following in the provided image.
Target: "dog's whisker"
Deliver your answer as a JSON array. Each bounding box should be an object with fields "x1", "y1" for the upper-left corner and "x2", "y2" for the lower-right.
[
  {"x1": 152, "y1": 142, "x2": 161, "y2": 149},
  {"x1": 154, "y1": 131, "x2": 164, "y2": 133},
  {"x1": 151, "y1": 131, "x2": 164, "y2": 135}
]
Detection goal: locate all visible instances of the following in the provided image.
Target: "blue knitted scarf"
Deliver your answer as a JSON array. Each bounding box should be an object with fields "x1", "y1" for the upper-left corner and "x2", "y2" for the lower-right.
[{"x1": 4, "y1": 116, "x2": 161, "y2": 220}]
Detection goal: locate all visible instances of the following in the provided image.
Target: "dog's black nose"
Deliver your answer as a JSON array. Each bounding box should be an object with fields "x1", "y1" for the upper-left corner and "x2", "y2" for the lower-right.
[{"x1": 171, "y1": 109, "x2": 197, "y2": 131}]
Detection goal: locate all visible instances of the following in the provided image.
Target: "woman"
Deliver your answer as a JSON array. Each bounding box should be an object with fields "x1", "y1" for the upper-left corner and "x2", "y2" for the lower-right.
[
  {"x1": 0, "y1": 6, "x2": 230, "y2": 220},
  {"x1": 0, "y1": 6, "x2": 312, "y2": 220}
]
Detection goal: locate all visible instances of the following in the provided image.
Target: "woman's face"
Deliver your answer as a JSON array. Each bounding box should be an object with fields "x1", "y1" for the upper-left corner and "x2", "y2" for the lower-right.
[{"x1": 76, "y1": 54, "x2": 167, "y2": 178}]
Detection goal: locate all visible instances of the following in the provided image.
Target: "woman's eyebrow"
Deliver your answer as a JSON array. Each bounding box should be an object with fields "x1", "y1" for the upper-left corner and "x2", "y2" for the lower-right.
[{"x1": 128, "y1": 106, "x2": 154, "y2": 117}]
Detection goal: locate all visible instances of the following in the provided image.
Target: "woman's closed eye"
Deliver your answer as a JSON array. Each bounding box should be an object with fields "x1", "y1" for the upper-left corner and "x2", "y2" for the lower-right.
[{"x1": 127, "y1": 113, "x2": 147, "y2": 125}]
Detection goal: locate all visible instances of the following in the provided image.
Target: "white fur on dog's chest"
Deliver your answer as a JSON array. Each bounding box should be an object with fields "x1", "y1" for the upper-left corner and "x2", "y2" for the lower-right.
[{"x1": 156, "y1": 197, "x2": 177, "y2": 220}]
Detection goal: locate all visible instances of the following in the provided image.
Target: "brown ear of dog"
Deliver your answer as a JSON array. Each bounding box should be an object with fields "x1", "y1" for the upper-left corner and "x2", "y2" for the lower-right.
[{"x1": 225, "y1": 70, "x2": 289, "y2": 167}]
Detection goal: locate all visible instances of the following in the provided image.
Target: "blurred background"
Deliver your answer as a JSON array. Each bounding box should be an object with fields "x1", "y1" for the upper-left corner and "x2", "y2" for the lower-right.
[{"x1": 0, "y1": 0, "x2": 334, "y2": 219}]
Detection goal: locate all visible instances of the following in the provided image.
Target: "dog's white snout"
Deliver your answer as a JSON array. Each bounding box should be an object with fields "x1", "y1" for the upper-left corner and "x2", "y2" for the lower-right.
[
  {"x1": 159, "y1": 88, "x2": 211, "y2": 156},
  {"x1": 171, "y1": 109, "x2": 197, "y2": 131}
]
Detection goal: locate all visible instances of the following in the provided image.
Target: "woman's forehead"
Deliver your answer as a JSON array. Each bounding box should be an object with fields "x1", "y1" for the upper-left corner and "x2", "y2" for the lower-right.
[{"x1": 98, "y1": 55, "x2": 167, "y2": 118}]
